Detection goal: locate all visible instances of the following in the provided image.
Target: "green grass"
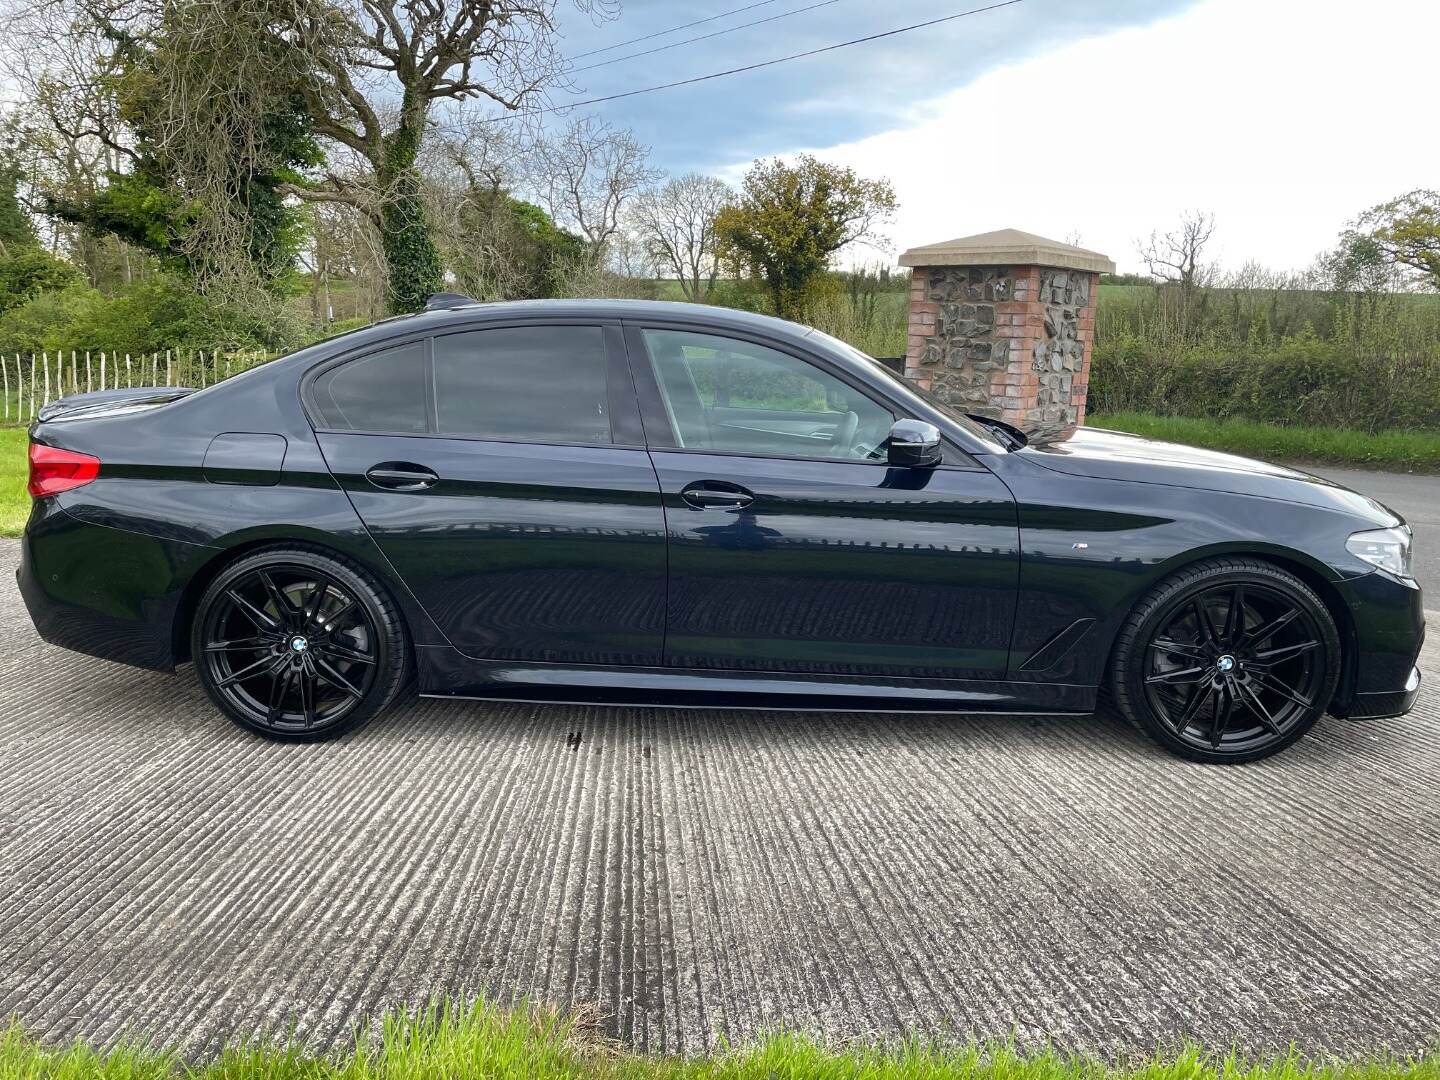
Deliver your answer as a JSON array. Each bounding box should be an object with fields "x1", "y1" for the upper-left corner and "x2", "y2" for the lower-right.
[
  {"x1": 0, "y1": 426, "x2": 28, "y2": 537},
  {"x1": 2, "y1": 1000, "x2": 1437, "y2": 1080},
  {"x1": 1089, "y1": 412, "x2": 1440, "y2": 473}
]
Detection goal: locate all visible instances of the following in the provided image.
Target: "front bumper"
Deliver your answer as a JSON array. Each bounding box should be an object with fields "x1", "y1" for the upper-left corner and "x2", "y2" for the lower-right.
[
  {"x1": 1330, "y1": 567, "x2": 1425, "y2": 720},
  {"x1": 1344, "y1": 665, "x2": 1422, "y2": 720}
]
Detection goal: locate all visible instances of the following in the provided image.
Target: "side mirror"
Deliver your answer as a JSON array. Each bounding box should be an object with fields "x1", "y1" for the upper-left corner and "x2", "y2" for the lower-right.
[{"x1": 886, "y1": 418, "x2": 942, "y2": 468}]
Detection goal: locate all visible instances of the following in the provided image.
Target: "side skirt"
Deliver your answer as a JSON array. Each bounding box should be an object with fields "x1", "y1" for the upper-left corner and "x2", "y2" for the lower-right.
[{"x1": 416, "y1": 645, "x2": 1097, "y2": 714}]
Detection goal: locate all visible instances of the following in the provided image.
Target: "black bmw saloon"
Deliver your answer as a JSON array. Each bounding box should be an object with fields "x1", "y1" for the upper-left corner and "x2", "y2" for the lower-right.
[{"x1": 17, "y1": 298, "x2": 1424, "y2": 762}]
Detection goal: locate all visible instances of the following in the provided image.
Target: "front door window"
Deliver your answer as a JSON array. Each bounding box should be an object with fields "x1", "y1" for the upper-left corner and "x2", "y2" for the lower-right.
[{"x1": 639, "y1": 329, "x2": 894, "y2": 462}]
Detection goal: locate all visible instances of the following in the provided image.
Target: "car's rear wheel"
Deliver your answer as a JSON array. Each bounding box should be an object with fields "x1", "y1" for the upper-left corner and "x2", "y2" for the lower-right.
[
  {"x1": 1111, "y1": 558, "x2": 1341, "y2": 763},
  {"x1": 191, "y1": 546, "x2": 409, "y2": 741}
]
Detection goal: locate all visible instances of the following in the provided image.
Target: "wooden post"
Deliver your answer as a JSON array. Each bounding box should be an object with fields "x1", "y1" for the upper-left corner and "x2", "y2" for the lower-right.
[
  {"x1": 3, "y1": 355, "x2": 10, "y2": 421},
  {"x1": 42, "y1": 351, "x2": 50, "y2": 405},
  {"x1": 86, "y1": 352, "x2": 93, "y2": 393},
  {"x1": 99, "y1": 352, "x2": 106, "y2": 392},
  {"x1": 125, "y1": 353, "x2": 132, "y2": 388},
  {"x1": 165, "y1": 349, "x2": 172, "y2": 387},
  {"x1": 151, "y1": 352, "x2": 158, "y2": 385},
  {"x1": 29, "y1": 355, "x2": 38, "y2": 419}
]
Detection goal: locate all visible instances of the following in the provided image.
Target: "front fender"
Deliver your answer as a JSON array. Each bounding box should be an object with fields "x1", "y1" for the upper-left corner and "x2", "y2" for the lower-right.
[{"x1": 984, "y1": 454, "x2": 1385, "y2": 687}]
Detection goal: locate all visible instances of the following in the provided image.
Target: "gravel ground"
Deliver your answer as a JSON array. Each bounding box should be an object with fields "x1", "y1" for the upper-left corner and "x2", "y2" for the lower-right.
[{"x1": 0, "y1": 539, "x2": 1436, "y2": 1060}]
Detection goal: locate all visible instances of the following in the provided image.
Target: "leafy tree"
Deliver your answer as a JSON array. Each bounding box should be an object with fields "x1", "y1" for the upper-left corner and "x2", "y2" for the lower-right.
[
  {"x1": 276, "y1": 0, "x2": 612, "y2": 313},
  {"x1": 0, "y1": 249, "x2": 81, "y2": 312},
  {"x1": 40, "y1": 1, "x2": 321, "y2": 294},
  {"x1": 1355, "y1": 189, "x2": 1440, "y2": 290},
  {"x1": 1318, "y1": 230, "x2": 1396, "y2": 293},
  {"x1": 0, "y1": 150, "x2": 82, "y2": 313},
  {"x1": 713, "y1": 155, "x2": 896, "y2": 319},
  {"x1": 0, "y1": 160, "x2": 39, "y2": 256}
]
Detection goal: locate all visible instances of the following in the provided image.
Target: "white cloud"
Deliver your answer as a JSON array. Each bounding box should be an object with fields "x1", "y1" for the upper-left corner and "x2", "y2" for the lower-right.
[{"x1": 764, "y1": 0, "x2": 1438, "y2": 275}]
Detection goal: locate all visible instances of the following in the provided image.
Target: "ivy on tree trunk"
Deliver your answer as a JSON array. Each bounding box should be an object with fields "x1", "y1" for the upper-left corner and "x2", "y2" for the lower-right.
[{"x1": 378, "y1": 116, "x2": 442, "y2": 314}]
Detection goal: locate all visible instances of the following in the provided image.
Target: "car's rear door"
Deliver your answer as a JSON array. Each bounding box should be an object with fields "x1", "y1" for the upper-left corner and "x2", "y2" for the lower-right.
[
  {"x1": 627, "y1": 323, "x2": 1020, "y2": 679},
  {"x1": 309, "y1": 320, "x2": 668, "y2": 667}
]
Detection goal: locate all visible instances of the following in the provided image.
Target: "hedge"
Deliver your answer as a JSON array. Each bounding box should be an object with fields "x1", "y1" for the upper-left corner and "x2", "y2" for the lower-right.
[{"x1": 1088, "y1": 333, "x2": 1440, "y2": 433}]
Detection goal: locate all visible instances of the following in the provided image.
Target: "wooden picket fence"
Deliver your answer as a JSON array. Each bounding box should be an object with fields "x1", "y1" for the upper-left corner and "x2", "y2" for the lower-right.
[{"x1": 1, "y1": 348, "x2": 275, "y2": 425}]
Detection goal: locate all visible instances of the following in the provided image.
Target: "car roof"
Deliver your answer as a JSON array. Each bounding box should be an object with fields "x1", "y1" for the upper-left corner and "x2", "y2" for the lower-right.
[
  {"x1": 364, "y1": 298, "x2": 817, "y2": 342},
  {"x1": 223, "y1": 299, "x2": 834, "y2": 398}
]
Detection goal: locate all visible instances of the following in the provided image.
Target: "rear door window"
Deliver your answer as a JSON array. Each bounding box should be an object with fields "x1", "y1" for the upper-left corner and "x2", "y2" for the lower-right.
[{"x1": 433, "y1": 326, "x2": 612, "y2": 444}]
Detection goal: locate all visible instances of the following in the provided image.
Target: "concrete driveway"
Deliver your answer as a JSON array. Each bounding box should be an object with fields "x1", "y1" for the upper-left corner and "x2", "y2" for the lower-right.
[{"x1": 0, "y1": 539, "x2": 1436, "y2": 1060}]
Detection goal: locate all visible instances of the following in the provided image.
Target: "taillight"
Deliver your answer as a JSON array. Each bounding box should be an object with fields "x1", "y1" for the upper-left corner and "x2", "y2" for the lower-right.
[{"x1": 28, "y1": 443, "x2": 101, "y2": 498}]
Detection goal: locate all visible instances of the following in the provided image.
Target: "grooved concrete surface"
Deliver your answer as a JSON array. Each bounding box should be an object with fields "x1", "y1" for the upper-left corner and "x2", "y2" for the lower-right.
[{"x1": 0, "y1": 539, "x2": 1437, "y2": 1058}]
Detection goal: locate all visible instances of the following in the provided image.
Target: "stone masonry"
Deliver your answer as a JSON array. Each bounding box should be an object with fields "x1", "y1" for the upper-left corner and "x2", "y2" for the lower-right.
[{"x1": 899, "y1": 230, "x2": 1113, "y2": 437}]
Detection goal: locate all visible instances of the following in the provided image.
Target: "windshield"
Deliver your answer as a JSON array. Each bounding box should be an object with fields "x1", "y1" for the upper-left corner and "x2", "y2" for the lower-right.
[{"x1": 803, "y1": 328, "x2": 1009, "y2": 450}]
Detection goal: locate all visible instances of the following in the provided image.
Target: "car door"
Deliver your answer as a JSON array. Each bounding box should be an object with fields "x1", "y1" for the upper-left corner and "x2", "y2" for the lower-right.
[
  {"x1": 627, "y1": 324, "x2": 1020, "y2": 680},
  {"x1": 309, "y1": 321, "x2": 668, "y2": 667}
]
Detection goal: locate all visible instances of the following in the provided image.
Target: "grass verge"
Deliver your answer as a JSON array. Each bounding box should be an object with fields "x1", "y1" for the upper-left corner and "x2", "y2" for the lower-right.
[
  {"x1": 1089, "y1": 412, "x2": 1440, "y2": 472},
  {"x1": 2, "y1": 1000, "x2": 1437, "y2": 1080},
  {"x1": 0, "y1": 426, "x2": 28, "y2": 537}
]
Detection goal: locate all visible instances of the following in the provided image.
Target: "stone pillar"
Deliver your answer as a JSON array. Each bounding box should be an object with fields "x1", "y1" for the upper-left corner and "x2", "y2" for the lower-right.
[{"x1": 899, "y1": 229, "x2": 1115, "y2": 436}]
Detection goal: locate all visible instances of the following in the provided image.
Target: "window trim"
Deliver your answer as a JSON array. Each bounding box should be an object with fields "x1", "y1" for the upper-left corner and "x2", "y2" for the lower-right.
[
  {"x1": 621, "y1": 321, "x2": 984, "y2": 470},
  {"x1": 301, "y1": 319, "x2": 642, "y2": 449}
]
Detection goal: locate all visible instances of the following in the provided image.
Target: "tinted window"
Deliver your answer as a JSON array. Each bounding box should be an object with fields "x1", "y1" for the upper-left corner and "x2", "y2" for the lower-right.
[
  {"x1": 434, "y1": 326, "x2": 612, "y2": 444},
  {"x1": 641, "y1": 329, "x2": 893, "y2": 461},
  {"x1": 311, "y1": 341, "x2": 428, "y2": 433}
]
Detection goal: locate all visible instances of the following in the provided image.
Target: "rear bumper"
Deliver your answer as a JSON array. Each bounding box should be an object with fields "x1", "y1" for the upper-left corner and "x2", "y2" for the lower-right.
[
  {"x1": 17, "y1": 500, "x2": 208, "y2": 672},
  {"x1": 1329, "y1": 569, "x2": 1425, "y2": 720}
]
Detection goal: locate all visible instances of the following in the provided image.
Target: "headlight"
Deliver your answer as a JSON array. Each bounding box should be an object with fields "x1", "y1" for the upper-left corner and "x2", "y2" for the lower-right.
[{"x1": 1346, "y1": 526, "x2": 1413, "y2": 578}]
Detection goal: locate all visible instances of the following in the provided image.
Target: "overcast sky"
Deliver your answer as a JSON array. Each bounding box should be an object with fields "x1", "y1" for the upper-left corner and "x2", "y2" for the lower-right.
[{"x1": 552, "y1": 0, "x2": 1436, "y2": 274}]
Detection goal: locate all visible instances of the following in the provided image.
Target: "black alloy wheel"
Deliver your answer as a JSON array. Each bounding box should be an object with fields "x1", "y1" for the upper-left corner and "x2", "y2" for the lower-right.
[
  {"x1": 192, "y1": 547, "x2": 409, "y2": 740},
  {"x1": 1112, "y1": 559, "x2": 1341, "y2": 763}
]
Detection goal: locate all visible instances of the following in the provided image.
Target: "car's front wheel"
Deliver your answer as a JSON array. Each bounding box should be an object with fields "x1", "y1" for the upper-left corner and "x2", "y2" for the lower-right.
[
  {"x1": 191, "y1": 546, "x2": 409, "y2": 741},
  {"x1": 1111, "y1": 558, "x2": 1341, "y2": 763}
]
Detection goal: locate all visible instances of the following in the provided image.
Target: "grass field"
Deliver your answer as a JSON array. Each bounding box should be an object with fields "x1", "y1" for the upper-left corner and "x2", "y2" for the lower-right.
[
  {"x1": 3, "y1": 1001, "x2": 1438, "y2": 1080},
  {"x1": 1089, "y1": 412, "x2": 1440, "y2": 473}
]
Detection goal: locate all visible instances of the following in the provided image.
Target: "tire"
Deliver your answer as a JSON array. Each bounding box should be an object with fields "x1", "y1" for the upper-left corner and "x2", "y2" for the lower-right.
[
  {"x1": 1111, "y1": 557, "x2": 1341, "y2": 764},
  {"x1": 190, "y1": 545, "x2": 410, "y2": 741}
]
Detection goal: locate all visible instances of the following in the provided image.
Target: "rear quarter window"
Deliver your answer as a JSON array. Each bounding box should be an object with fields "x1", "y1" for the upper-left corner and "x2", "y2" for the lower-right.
[{"x1": 310, "y1": 341, "x2": 428, "y2": 433}]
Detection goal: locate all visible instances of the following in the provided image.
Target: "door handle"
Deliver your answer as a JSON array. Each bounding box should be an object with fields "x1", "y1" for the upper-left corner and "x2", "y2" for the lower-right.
[
  {"x1": 365, "y1": 462, "x2": 439, "y2": 491},
  {"x1": 681, "y1": 482, "x2": 754, "y2": 510}
]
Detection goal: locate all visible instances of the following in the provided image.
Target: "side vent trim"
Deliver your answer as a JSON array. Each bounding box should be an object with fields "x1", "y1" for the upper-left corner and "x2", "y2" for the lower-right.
[{"x1": 1019, "y1": 617, "x2": 1096, "y2": 672}]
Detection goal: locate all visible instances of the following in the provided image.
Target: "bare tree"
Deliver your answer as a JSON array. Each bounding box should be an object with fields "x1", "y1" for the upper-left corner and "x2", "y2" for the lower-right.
[
  {"x1": 534, "y1": 116, "x2": 661, "y2": 262},
  {"x1": 0, "y1": 11, "x2": 146, "y2": 282},
  {"x1": 1138, "y1": 210, "x2": 1217, "y2": 295},
  {"x1": 297, "y1": 199, "x2": 390, "y2": 323},
  {"x1": 630, "y1": 173, "x2": 731, "y2": 302}
]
